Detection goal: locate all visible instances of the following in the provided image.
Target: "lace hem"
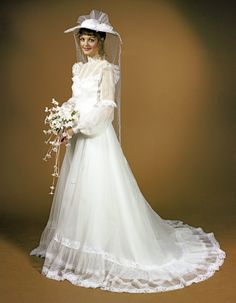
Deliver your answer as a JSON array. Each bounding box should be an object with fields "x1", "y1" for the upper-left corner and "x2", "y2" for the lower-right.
[{"x1": 30, "y1": 220, "x2": 226, "y2": 293}]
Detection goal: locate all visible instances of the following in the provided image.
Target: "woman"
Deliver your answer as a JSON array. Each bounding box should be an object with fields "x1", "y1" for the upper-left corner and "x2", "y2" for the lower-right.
[{"x1": 30, "y1": 10, "x2": 226, "y2": 293}]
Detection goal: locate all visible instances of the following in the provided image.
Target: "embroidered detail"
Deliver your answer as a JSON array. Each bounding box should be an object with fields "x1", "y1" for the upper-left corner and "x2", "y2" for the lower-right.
[
  {"x1": 72, "y1": 61, "x2": 120, "y2": 84},
  {"x1": 103, "y1": 62, "x2": 120, "y2": 84},
  {"x1": 30, "y1": 220, "x2": 226, "y2": 293},
  {"x1": 72, "y1": 62, "x2": 83, "y2": 76},
  {"x1": 110, "y1": 63, "x2": 120, "y2": 84}
]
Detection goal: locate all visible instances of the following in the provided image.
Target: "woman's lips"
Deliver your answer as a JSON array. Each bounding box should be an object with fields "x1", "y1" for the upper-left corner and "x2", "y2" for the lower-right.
[{"x1": 83, "y1": 48, "x2": 91, "y2": 51}]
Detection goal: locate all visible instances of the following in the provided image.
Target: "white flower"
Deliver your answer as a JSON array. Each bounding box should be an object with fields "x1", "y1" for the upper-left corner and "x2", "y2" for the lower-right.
[
  {"x1": 51, "y1": 98, "x2": 59, "y2": 106},
  {"x1": 43, "y1": 98, "x2": 80, "y2": 194}
]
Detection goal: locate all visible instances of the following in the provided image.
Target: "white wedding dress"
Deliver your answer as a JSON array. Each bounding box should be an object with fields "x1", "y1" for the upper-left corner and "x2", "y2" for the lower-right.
[{"x1": 30, "y1": 56, "x2": 226, "y2": 293}]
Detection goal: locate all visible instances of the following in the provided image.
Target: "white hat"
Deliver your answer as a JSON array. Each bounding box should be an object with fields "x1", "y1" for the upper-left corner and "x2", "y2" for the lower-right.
[{"x1": 64, "y1": 9, "x2": 122, "y2": 43}]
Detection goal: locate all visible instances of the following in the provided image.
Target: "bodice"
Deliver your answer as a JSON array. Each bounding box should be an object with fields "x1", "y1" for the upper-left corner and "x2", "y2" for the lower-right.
[
  {"x1": 72, "y1": 72, "x2": 102, "y2": 108},
  {"x1": 71, "y1": 58, "x2": 108, "y2": 109},
  {"x1": 60, "y1": 57, "x2": 120, "y2": 136}
]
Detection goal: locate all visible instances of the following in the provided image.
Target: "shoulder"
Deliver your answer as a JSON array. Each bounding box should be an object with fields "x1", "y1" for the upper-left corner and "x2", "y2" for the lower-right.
[
  {"x1": 102, "y1": 60, "x2": 120, "y2": 84},
  {"x1": 72, "y1": 62, "x2": 83, "y2": 75}
]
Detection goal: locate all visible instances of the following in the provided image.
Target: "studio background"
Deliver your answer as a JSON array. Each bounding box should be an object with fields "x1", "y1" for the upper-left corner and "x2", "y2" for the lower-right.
[{"x1": 1, "y1": 1, "x2": 235, "y2": 303}]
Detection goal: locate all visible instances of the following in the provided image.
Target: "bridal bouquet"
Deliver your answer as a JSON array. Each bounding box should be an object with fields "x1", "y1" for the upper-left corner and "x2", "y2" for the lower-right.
[{"x1": 42, "y1": 98, "x2": 79, "y2": 195}]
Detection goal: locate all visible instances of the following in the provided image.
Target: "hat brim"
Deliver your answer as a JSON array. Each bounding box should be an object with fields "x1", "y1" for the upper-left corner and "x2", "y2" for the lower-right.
[{"x1": 64, "y1": 25, "x2": 122, "y2": 41}]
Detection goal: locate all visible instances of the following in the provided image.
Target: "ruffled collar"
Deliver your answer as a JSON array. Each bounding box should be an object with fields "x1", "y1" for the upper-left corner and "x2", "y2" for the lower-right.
[{"x1": 87, "y1": 55, "x2": 104, "y2": 63}]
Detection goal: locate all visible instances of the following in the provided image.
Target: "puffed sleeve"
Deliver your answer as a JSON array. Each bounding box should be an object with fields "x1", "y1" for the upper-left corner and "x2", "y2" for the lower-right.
[{"x1": 72, "y1": 64, "x2": 118, "y2": 136}]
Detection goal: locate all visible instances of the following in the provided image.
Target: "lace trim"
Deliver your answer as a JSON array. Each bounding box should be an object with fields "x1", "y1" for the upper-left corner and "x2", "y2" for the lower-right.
[
  {"x1": 72, "y1": 61, "x2": 120, "y2": 85},
  {"x1": 72, "y1": 62, "x2": 83, "y2": 75},
  {"x1": 52, "y1": 233, "x2": 175, "y2": 270},
  {"x1": 111, "y1": 63, "x2": 120, "y2": 85},
  {"x1": 105, "y1": 62, "x2": 120, "y2": 84},
  {"x1": 41, "y1": 265, "x2": 225, "y2": 293},
  {"x1": 30, "y1": 220, "x2": 226, "y2": 293}
]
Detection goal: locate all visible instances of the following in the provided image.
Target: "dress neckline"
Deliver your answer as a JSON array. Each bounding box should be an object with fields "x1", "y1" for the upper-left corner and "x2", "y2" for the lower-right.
[{"x1": 87, "y1": 55, "x2": 104, "y2": 63}]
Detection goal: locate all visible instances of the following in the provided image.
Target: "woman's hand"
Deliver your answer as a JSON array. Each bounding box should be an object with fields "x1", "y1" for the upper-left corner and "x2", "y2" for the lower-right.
[
  {"x1": 60, "y1": 127, "x2": 74, "y2": 145},
  {"x1": 66, "y1": 127, "x2": 74, "y2": 137}
]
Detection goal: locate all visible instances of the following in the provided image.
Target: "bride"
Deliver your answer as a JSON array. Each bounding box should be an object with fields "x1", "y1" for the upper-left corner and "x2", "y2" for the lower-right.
[{"x1": 30, "y1": 9, "x2": 226, "y2": 293}]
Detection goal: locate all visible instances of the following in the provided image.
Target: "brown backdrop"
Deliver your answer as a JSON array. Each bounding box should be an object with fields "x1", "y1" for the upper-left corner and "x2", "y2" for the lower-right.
[{"x1": 1, "y1": 1, "x2": 236, "y2": 302}]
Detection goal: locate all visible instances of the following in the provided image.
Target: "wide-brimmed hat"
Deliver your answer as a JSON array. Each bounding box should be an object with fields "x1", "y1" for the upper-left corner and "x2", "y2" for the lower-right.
[{"x1": 64, "y1": 10, "x2": 122, "y2": 43}]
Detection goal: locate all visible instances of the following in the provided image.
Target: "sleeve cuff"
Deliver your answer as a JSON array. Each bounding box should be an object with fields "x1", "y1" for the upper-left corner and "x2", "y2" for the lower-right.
[
  {"x1": 72, "y1": 125, "x2": 80, "y2": 134},
  {"x1": 95, "y1": 99, "x2": 117, "y2": 108}
]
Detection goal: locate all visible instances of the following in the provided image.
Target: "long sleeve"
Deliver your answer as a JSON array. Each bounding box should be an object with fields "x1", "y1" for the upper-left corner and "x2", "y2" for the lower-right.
[
  {"x1": 72, "y1": 64, "x2": 117, "y2": 136},
  {"x1": 60, "y1": 97, "x2": 76, "y2": 110}
]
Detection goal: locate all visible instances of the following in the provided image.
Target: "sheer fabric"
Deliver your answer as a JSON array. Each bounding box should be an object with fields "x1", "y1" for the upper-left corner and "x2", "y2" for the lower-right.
[
  {"x1": 64, "y1": 9, "x2": 122, "y2": 142},
  {"x1": 62, "y1": 56, "x2": 118, "y2": 136},
  {"x1": 30, "y1": 57, "x2": 226, "y2": 293}
]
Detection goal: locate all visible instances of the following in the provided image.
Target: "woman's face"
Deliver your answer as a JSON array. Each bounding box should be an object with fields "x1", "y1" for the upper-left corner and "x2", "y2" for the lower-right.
[{"x1": 79, "y1": 34, "x2": 99, "y2": 57}]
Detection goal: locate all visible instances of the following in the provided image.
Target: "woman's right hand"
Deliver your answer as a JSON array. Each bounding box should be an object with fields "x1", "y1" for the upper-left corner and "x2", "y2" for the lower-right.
[
  {"x1": 60, "y1": 127, "x2": 74, "y2": 145},
  {"x1": 60, "y1": 128, "x2": 68, "y2": 145},
  {"x1": 60, "y1": 135, "x2": 68, "y2": 145}
]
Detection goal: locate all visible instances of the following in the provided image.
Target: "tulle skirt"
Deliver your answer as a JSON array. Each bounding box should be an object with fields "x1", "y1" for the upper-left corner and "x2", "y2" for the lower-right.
[{"x1": 30, "y1": 124, "x2": 226, "y2": 293}]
